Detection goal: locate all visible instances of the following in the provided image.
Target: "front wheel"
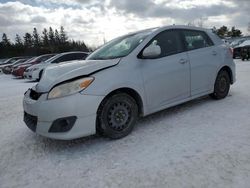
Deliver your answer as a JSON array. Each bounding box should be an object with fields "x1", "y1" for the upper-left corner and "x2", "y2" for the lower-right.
[
  {"x1": 210, "y1": 70, "x2": 230, "y2": 100},
  {"x1": 97, "y1": 93, "x2": 138, "y2": 139}
]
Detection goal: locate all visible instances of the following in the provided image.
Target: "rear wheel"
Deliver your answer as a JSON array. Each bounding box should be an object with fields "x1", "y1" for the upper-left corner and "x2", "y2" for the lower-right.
[
  {"x1": 97, "y1": 93, "x2": 138, "y2": 139},
  {"x1": 210, "y1": 70, "x2": 230, "y2": 100}
]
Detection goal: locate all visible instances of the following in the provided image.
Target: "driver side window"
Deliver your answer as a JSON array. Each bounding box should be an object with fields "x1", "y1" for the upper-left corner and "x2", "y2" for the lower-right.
[{"x1": 147, "y1": 30, "x2": 183, "y2": 58}]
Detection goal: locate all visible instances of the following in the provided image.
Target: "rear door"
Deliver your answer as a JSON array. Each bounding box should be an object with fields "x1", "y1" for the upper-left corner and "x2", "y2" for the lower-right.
[
  {"x1": 181, "y1": 30, "x2": 220, "y2": 96},
  {"x1": 139, "y1": 29, "x2": 190, "y2": 110}
]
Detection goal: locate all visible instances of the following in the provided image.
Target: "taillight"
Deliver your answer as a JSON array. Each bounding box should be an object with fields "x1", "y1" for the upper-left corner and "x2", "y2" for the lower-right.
[{"x1": 229, "y1": 48, "x2": 233, "y2": 57}]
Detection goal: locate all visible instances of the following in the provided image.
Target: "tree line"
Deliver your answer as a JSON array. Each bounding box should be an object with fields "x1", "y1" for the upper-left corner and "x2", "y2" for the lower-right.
[
  {"x1": 187, "y1": 18, "x2": 244, "y2": 38},
  {"x1": 0, "y1": 25, "x2": 246, "y2": 59},
  {"x1": 214, "y1": 26, "x2": 243, "y2": 38},
  {"x1": 0, "y1": 26, "x2": 90, "y2": 58}
]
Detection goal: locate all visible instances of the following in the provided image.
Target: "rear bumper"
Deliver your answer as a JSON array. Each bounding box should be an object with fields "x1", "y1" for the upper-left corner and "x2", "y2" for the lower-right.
[
  {"x1": 12, "y1": 67, "x2": 26, "y2": 77},
  {"x1": 24, "y1": 70, "x2": 39, "y2": 80}
]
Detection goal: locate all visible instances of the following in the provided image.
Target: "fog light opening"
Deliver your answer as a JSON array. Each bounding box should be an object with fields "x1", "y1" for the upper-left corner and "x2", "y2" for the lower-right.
[{"x1": 49, "y1": 116, "x2": 77, "y2": 133}]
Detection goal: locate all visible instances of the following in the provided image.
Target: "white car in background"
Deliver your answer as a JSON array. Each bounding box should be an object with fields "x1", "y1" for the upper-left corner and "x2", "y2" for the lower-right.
[{"x1": 24, "y1": 51, "x2": 89, "y2": 81}]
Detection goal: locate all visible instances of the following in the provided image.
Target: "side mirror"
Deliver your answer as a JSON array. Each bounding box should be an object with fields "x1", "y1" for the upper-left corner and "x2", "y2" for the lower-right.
[{"x1": 142, "y1": 44, "x2": 161, "y2": 58}]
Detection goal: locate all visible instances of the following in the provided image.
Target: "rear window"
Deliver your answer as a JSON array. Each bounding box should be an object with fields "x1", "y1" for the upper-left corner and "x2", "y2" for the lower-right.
[
  {"x1": 37, "y1": 55, "x2": 55, "y2": 63},
  {"x1": 74, "y1": 53, "x2": 88, "y2": 60},
  {"x1": 52, "y1": 53, "x2": 86, "y2": 64},
  {"x1": 182, "y1": 30, "x2": 214, "y2": 51}
]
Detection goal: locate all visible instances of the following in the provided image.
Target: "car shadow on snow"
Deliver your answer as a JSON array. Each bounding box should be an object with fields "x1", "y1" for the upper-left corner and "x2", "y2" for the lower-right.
[
  {"x1": 12, "y1": 77, "x2": 37, "y2": 83},
  {"x1": 23, "y1": 80, "x2": 38, "y2": 83},
  {"x1": 12, "y1": 77, "x2": 23, "y2": 80}
]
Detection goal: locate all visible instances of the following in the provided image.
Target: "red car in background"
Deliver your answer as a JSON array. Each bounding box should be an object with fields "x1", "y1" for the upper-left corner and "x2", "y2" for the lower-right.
[{"x1": 12, "y1": 54, "x2": 56, "y2": 78}]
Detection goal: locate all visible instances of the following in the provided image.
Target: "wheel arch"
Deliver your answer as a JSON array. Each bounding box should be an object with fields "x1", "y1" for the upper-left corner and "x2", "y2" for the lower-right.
[
  {"x1": 97, "y1": 87, "x2": 144, "y2": 117},
  {"x1": 218, "y1": 66, "x2": 233, "y2": 84}
]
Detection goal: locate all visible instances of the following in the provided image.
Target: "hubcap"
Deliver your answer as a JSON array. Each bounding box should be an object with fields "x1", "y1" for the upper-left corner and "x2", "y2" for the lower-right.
[
  {"x1": 107, "y1": 102, "x2": 131, "y2": 131},
  {"x1": 218, "y1": 76, "x2": 227, "y2": 92}
]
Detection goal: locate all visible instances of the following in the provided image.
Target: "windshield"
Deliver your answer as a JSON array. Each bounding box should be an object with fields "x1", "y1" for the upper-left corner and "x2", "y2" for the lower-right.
[
  {"x1": 87, "y1": 30, "x2": 153, "y2": 60},
  {"x1": 3, "y1": 58, "x2": 16, "y2": 65}
]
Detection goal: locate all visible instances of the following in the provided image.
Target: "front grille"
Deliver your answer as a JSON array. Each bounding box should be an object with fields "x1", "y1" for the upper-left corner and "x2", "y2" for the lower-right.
[
  {"x1": 24, "y1": 112, "x2": 37, "y2": 132},
  {"x1": 30, "y1": 89, "x2": 42, "y2": 100}
]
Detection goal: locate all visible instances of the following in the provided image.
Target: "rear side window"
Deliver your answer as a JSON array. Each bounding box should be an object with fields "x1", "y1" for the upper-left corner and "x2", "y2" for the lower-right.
[
  {"x1": 52, "y1": 53, "x2": 84, "y2": 64},
  {"x1": 144, "y1": 30, "x2": 183, "y2": 58},
  {"x1": 181, "y1": 30, "x2": 214, "y2": 51},
  {"x1": 38, "y1": 55, "x2": 54, "y2": 63},
  {"x1": 74, "y1": 53, "x2": 88, "y2": 60}
]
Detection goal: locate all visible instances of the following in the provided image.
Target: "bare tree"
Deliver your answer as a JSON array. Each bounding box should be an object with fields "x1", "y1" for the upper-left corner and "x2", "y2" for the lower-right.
[
  {"x1": 187, "y1": 21, "x2": 195, "y2": 26},
  {"x1": 197, "y1": 17, "x2": 208, "y2": 28},
  {"x1": 197, "y1": 19, "x2": 203, "y2": 28},
  {"x1": 187, "y1": 17, "x2": 207, "y2": 28},
  {"x1": 248, "y1": 22, "x2": 250, "y2": 35}
]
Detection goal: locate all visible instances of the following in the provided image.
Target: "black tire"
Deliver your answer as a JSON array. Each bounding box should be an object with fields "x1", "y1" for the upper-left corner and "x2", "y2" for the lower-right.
[
  {"x1": 210, "y1": 70, "x2": 230, "y2": 100},
  {"x1": 38, "y1": 70, "x2": 43, "y2": 81},
  {"x1": 97, "y1": 93, "x2": 138, "y2": 139}
]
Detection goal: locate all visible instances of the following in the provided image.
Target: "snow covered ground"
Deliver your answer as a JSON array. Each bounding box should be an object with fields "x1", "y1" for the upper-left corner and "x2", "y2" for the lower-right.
[{"x1": 0, "y1": 59, "x2": 250, "y2": 188}]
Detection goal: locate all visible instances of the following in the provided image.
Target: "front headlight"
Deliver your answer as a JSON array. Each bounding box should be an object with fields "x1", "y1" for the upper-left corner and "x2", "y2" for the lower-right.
[{"x1": 48, "y1": 77, "x2": 94, "y2": 99}]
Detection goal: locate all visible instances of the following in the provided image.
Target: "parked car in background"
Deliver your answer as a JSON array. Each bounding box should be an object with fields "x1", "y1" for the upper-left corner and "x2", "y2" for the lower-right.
[
  {"x1": 3, "y1": 58, "x2": 32, "y2": 74},
  {"x1": 241, "y1": 47, "x2": 250, "y2": 61},
  {"x1": 0, "y1": 58, "x2": 8, "y2": 65},
  {"x1": 23, "y1": 25, "x2": 236, "y2": 140},
  {"x1": 232, "y1": 46, "x2": 241, "y2": 59},
  {"x1": 11, "y1": 57, "x2": 37, "y2": 75},
  {"x1": 0, "y1": 56, "x2": 28, "y2": 72},
  {"x1": 232, "y1": 40, "x2": 250, "y2": 59},
  {"x1": 24, "y1": 51, "x2": 89, "y2": 81},
  {"x1": 0, "y1": 56, "x2": 32, "y2": 67},
  {"x1": 230, "y1": 38, "x2": 247, "y2": 48},
  {"x1": 12, "y1": 54, "x2": 56, "y2": 78}
]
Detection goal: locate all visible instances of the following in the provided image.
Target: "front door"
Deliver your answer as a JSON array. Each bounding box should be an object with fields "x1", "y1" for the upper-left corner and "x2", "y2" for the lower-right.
[{"x1": 139, "y1": 30, "x2": 190, "y2": 110}]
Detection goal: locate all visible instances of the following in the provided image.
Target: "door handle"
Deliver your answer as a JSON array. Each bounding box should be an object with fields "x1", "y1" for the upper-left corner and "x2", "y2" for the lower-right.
[
  {"x1": 179, "y1": 59, "x2": 187, "y2": 64},
  {"x1": 212, "y1": 51, "x2": 217, "y2": 56}
]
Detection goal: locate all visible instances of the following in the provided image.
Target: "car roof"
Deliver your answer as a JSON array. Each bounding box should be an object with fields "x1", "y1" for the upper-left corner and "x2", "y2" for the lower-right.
[
  {"x1": 59, "y1": 51, "x2": 89, "y2": 55},
  {"x1": 239, "y1": 40, "x2": 250, "y2": 47},
  {"x1": 156, "y1": 25, "x2": 208, "y2": 31},
  {"x1": 130, "y1": 25, "x2": 211, "y2": 36}
]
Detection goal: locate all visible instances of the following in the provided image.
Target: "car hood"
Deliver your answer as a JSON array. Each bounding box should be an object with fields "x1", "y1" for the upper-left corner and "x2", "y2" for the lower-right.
[{"x1": 36, "y1": 59, "x2": 120, "y2": 92}]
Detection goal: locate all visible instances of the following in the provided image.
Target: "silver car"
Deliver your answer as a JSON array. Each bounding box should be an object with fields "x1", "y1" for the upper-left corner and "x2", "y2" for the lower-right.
[
  {"x1": 24, "y1": 52, "x2": 89, "y2": 81},
  {"x1": 23, "y1": 25, "x2": 236, "y2": 140}
]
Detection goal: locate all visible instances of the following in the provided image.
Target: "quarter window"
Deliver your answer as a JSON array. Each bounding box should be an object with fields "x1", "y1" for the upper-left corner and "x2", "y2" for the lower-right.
[{"x1": 182, "y1": 30, "x2": 214, "y2": 51}]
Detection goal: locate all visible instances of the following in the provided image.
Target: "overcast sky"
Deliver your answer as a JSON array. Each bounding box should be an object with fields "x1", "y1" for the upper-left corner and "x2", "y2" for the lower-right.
[{"x1": 0, "y1": 0, "x2": 249, "y2": 46}]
